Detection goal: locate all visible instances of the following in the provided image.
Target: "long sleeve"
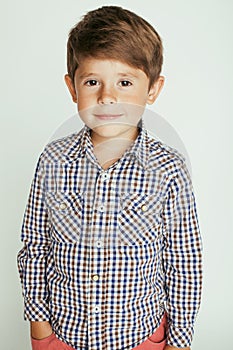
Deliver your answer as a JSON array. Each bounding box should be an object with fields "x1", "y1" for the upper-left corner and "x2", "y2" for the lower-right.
[
  {"x1": 17, "y1": 154, "x2": 51, "y2": 321},
  {"x1": 162, "y1": 162, "x2": 203, "y2": 348}
]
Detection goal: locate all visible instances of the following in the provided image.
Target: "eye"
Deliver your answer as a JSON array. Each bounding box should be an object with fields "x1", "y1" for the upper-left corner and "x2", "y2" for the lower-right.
[
  {"x1": 85, "y1": 79, "x2": 99, "y2": 86},
  {"x1": 119, "y1": 80, "x2": 132, "y2": 87}
]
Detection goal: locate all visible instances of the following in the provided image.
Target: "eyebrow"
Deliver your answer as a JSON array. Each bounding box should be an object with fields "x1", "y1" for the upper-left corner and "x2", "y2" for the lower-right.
[
  {"x1": 118, "y1": 73, "x2": 139, "y2": 79},
  {"x1": 78, "y1": 72, "x2": 139, "y2": 79},
  {"x1": 78, "y1": 73, "x2": 98, "y2": 79}
]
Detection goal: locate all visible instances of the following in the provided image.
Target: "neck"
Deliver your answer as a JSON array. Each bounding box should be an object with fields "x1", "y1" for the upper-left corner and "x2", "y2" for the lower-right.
[{"x1": 91, "y1": 127, "x2": 140, "y2": 169}]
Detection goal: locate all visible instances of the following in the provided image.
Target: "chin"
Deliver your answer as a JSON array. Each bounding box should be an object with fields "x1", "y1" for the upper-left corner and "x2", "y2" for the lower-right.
[{"x1": 92, "y1": 125, "x2": 130, "y2": 138}]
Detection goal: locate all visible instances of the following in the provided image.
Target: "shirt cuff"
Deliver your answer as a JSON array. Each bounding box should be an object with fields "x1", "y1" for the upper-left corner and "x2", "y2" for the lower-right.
[
  {"x1": 166, "y1": 323, "x2": 194, "y2": 348},
  {"x1": 23, "y1": 297, "x2": 50, "y2": 321}
]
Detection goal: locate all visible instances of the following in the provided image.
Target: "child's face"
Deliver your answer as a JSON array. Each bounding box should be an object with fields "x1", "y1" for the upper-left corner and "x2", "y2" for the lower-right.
[{"x1": 65, "y1": 58, "x2": 164, "y2": 145}]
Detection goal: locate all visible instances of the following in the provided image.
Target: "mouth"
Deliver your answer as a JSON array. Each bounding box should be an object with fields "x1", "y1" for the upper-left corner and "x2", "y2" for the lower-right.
[{"x1": 93, "y1": 114, "x2": 124, "y2": 120}]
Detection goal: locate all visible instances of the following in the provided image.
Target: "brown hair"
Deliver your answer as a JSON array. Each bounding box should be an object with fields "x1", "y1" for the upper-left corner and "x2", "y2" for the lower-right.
[{"x1": 67, "y1": 6, "x2": 163, "y2": 89}]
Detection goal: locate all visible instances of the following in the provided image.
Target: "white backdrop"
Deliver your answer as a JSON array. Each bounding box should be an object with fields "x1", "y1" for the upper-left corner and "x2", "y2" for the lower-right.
[{"x1": 0, "y1": 1, "x2": 232, "y2": 349}]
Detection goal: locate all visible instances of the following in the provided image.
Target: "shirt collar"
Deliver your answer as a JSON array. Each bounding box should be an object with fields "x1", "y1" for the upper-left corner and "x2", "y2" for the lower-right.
[
  {"x1": 63, "y1": 117, "x2": 150, "y2": 169},
  {"x1": 124, "y1": 118, "x2": 149, "y2": 169}
]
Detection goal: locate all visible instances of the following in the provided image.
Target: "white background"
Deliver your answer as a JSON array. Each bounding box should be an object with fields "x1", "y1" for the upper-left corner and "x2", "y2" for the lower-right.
[{"x1": 1, "y1": 1, "x2": 232, "y2": 349}]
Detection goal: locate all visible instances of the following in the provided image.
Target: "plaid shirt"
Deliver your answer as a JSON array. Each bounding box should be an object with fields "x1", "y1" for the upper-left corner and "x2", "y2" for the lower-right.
[{"x1": 17, "y1": 119, "x2": 202, "y2": 349}]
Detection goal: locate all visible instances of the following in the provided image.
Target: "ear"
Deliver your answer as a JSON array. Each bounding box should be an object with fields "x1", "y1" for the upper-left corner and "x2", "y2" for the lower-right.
[
  {"x1": 64, "y1": 74, "x2": 77, "y2": 103},
  {"x1": 146, "y1": 76, "x2": 165, "y2": 105}
]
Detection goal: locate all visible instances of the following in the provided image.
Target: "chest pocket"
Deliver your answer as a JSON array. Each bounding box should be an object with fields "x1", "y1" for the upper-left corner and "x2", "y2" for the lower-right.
[
  {"x1": 45, "y1": 191, "x2": 83, "y2": 243},
  {"x1": 118, "y1": 192, "x2": 163, "y2": 246}
]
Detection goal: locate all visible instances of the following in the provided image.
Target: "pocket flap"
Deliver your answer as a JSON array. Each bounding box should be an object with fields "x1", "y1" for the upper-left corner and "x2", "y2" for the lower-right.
[
  {"x1": 120, "y1": 192, "x2": 162, "y2": 215},
  {"x1": 45, "y1": 191, "x2": 83, "y2": 214}
]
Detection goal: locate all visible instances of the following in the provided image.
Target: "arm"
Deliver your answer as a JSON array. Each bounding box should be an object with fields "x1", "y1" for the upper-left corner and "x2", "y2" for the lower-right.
[
  {"x1": 17, "y1": 154, "x2": 52, "y2": 333},
  {"x1": 162, "y1": 162, "x2": 203, "y2": 348}
]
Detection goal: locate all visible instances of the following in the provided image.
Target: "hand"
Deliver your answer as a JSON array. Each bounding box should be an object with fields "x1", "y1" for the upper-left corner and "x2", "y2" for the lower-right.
[
  {"x1": 164, "y1": 346, "x2": 191, "y2": 350},
  {"x1": 30, "y1": 321, "x2": 53, "y2": 340}
]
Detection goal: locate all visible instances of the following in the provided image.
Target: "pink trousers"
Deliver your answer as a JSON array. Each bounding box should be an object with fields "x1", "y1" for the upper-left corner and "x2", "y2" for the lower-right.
[
  {"x1": 31, "y1": 314, "x2": 167, "y2": 350},
  {"x1": 132, "y1": 314, "x2": 167, "y2": 350}
]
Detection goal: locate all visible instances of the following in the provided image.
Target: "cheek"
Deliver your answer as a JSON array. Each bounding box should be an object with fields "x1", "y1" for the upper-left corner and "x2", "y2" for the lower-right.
[
  {"x1": 77, "y1": 93, "x2": 94, "y2": 110},
  {"x1": 128, "y1": 88, "x2": 148, "y2": 104},
  {"x1": 140, "y1": 87, "x2": 150, "y2": 101}
]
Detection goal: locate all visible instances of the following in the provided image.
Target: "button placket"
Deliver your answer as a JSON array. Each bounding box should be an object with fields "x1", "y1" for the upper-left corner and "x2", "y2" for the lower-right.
[{"x1": 87, "y1": 169, "x2": 112, "y2": 338}]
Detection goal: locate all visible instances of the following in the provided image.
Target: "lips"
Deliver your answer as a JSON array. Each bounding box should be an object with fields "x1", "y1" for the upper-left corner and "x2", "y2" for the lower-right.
[{"x1": 94, "y1": 114, "x2": 123, "y2": 120}]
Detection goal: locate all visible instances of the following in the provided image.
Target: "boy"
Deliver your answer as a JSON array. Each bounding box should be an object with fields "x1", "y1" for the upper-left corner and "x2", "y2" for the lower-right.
[{"x1": 17, "y1": 6, "x2": 202, "y2": 350}]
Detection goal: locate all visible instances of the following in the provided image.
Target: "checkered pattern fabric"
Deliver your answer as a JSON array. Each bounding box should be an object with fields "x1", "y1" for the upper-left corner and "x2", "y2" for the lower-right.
[{"x1": 17, "y1": 119, "x2": 202, "y2": 349}]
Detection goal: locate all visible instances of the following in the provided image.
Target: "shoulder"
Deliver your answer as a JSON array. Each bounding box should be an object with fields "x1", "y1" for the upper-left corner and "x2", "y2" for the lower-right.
[
  {"x1": 39, "y1": 128, "x2": 84, "y2": 163},
  {"x1": 146, "y1": 133, "x2": 190, "y2": 181}
]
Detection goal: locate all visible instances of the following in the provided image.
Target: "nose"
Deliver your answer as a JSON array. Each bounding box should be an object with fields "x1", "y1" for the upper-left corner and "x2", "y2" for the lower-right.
[{"x1": 98, "y1": 85, "x2": 117, "y2": 105}]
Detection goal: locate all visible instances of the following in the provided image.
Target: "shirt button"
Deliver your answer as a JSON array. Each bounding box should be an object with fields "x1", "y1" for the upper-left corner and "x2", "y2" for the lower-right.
[
  {"x1": 99, "y1": 205, "x2": 105, "y2": 212},
  {"x1": 102, "y1": 172, "x2": 109, "y2": 180},
  {"x1": 59, "y1": 202, "x2": 67, "y2": 210},
  {"x1": 94, "y1": 306, "x2": 100, "y2": 313},
  {"x1": 141, "y1": 204, "x2": 148, "y2": 212},
  {"x1": 96, "y1": 240, "x2": 103, "y2": 248},
  {"x1": 92, "y1": 274, "x2": 99, "y2": 281}
]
